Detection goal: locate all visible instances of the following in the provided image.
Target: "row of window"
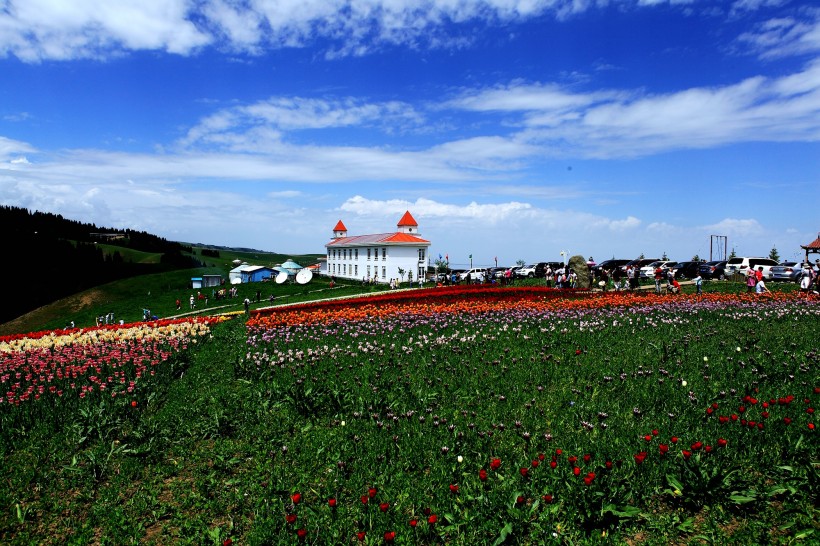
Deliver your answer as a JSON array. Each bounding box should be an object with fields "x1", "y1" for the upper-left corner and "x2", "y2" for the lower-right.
[
  {"x1": 330, "y1": 264, "x2": 388, "y2": 279},
  {"x1": 328, "y1": 248, "x2": 427, "y2": 261},
  {"x1": 329, "y1": 264, "x2": 426, "y2": 280}
]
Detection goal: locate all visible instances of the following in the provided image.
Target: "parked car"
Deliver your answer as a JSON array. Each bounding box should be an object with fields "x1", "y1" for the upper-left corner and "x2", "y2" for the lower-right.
[
  {"x1": 489, "y1": 267, "x2": 510, "y2": 280},
  {"x1": 624, "y1": 258, "x2": 659, "y2": 273},
  {"x1": 724, "y1": 257, "x2": 778, "y2": 279},
  {"x1": 770, "y1": 261, "x2": 803, "y2": 283},
  {"x1": 459, "y1": 268, "x2": 487, "y2": 282},
  {"x1": 591, "y1": 259, "x2": 630, "y2": 277},
  {"x1": 640, "y1": 260, "x2": 676, "y2": 279},
  {"x1": 698, "y1": 260, "x2": 727, "y2": 280},
  {"x1": 672, "y1": 261, "x2": 702, "y2": 280},
  {"x1": 517, "y1": 262, "x2": 549, "y2": 278}
]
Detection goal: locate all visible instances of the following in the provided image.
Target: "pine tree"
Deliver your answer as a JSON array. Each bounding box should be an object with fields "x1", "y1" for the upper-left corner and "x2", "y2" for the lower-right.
[{"x1": 768, "y1": 246, "x2": 780, "y2": 262}]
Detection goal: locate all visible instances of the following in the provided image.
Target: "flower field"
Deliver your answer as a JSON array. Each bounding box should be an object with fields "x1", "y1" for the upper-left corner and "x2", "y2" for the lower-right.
[{"x1": 0, "y1": 287, "x2": 817, "y2": 544}]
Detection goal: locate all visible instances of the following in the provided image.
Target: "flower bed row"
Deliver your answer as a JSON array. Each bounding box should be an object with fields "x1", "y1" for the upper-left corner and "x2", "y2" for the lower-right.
[{"x1": 0, "y1": 317, "x2": 224, "y2": 406}]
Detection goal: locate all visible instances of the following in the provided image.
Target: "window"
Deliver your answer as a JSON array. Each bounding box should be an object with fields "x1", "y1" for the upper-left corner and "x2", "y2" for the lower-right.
[
  {"x1": 367, "y1": 248, "x2": 371, "y2": 260},
  {"x1": 418, "y1": 248, "x2": 425, "y2": 261},
  {"x1": 367, "y1": 265, "x2": 370, "y2": 278},
  {"x1": 355, "y1": 265, "x2": 358, "y2": 276},
  {"x1": 355, "y1": 249, "x2": 358, "y2": 260},
  {"x1": 382, "y1": 248, "x2": 387, "y2": 260},
  {"x1": 381, "y1": 266, "x2": 386, "y2": 279},
  {"x1": 343, "y1": 264, "x2": 347, "y2": 275}
]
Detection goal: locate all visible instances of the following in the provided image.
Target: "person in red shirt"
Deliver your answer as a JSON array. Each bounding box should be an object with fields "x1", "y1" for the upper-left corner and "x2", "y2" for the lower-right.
[{"x1": 755, "y1": 267, "x2": 764, "y2": 282}]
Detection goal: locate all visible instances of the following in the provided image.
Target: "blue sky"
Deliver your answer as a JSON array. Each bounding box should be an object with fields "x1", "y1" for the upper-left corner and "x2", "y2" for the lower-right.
[{"x1": 2, "y1": 0, "x2": 819, "y2": 268}]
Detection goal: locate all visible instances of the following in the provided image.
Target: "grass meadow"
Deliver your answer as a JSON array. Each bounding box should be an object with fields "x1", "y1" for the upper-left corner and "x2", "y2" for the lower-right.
[{"x1": 0, "y1": 283, "x2": 817, "y2": 545}]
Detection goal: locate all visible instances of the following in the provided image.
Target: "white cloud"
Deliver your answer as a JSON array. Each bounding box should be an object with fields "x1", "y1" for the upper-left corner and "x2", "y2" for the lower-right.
[
  {"x1": 340, "y1": 195, "x2": 535, "y2": 224},
  {"x1": 448, "y1": 59, "x2": 820, "y2": 158},
  {"x1": 736, "y1": 10, "x2": 820, "y2": 59},
  {"x1": 179, "y1": 96, "x2": 423, "y2": 151},
  {"x1": 702, "y1": 218, "x2": 765, "y2": 236},
  {"x1": 608, "y1": 216, "x2": 641, "y2": 230},
  {"x1": 0, "y1": 0, "x2": 211, "y2": 61},
  {"x1": 0, "y1": 0, "x2": 723, "y2": 62}
]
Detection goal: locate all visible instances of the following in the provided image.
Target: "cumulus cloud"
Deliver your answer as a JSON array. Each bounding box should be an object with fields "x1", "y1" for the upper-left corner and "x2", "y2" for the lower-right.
[
  {"x1": 340, "y1": 195, "x2": 534, "y2": 225},
  {"x1": 0, "y1": 0, "x2": 211, "y2": 61},
  {"x1": 0, "y1": 0, "x2": 723, "y2": 62},
  {"x1": 702, "y1": 218, "x2": 765, "y2": 236}
]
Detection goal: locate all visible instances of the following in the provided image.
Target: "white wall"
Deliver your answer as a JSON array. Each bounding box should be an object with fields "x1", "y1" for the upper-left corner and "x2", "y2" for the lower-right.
[{"x1": 325, "y1": 244, "x2": 428, "y2": 283}]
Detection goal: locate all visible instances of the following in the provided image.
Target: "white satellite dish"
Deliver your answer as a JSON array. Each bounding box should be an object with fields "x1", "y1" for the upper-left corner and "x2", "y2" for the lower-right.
[
  {"x1": 275, "y1": 271, "x2": 288, "y2": 284},
  {"x1": 295, "y1": 268, "x2": 313, "y2": 285}
]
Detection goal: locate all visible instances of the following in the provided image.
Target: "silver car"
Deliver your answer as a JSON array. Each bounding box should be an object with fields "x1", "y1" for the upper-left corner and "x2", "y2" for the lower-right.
[{"x1": 770, "y1": 261, "x2": 803, "y2": 283}]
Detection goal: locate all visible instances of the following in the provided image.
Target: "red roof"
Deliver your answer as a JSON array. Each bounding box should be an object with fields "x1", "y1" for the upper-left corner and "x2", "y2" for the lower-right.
[
  {"x1": 333, "y1": 220, "x2": 347, "y2": 232},
  {"x1": 802, "y1": 236, "x2": 820, "y2": 250},
  {"x1": 396, "y1": 210, "x2": 418, "y2": 227},
  {"x1": 326, "y1": 232, "x2": 429, "y2": 246}
]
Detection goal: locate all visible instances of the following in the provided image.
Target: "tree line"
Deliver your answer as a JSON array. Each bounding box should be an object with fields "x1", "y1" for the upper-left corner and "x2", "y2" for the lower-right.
[{"x1": 0, "y1": 206, "x2": 199, "y2": 324}]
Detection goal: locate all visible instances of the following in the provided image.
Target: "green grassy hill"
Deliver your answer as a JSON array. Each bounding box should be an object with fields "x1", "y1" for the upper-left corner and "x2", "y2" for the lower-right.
[{"x1": 0, "y1": 239, "x2": 325, "y2": 335}]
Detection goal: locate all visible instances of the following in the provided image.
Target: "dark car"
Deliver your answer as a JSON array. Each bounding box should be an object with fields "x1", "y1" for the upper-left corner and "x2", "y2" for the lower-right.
[
  {"x1": 624, "y1": 258, "x2": 660, "y2": 272},
  {"x1": 770, "y1": 261, "x2": 803, "y2": 283},
  {"x1": 698, "y1": 260, "x2": 727, "y2": 280},
  {"x1": 591, "y1": 259, "x2": 630, "y2": 276},
  {"x1": 672, "y1": 261, "x2": 702, "y2": 280}
]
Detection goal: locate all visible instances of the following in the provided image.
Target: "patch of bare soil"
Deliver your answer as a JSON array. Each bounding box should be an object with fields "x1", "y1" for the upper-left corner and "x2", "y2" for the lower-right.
[{"x1": 0, "y1": 288, "x2": 107, "y2": 335}]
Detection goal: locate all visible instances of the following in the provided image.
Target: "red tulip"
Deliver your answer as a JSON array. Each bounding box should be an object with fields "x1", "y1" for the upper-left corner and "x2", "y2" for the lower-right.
[
  {"x1": 479, "y1": 469, "x2": 488, "y2": 481},
  {"x1": 286, "y1": 513, "x2": 297, "y2": 525},
  {"x1": 291, "y1": 493, "x2": 302, "y2": 504},
  {"x1": 384, "y1": 531, "x2": 396, "y2": 542}
]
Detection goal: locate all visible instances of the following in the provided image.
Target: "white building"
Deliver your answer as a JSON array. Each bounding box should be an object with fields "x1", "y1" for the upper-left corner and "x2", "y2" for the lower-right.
[{"x1": 325, "y1": 211, "x2": 431, "y2": 284}]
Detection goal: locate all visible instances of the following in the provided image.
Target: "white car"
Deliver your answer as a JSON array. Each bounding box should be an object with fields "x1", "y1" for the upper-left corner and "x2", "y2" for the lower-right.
[
  {"x1": 639, "y1": 260, "x2": 676, "y2": 279},
  {"x1": 724, "y1": 257, "x2": 778, "y2": 279},
  {"x1": 459, "y1": 268, "x2": 487, "y2": 282}
]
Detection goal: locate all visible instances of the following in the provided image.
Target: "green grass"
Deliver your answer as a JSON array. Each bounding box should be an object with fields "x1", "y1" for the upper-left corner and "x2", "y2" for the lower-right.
[
  {"x1": 1, "y1": 287, "x2": 817, "y2": 545},
  {"x1": 94, "y1": 243, "x2": 164, "y2": 264}
]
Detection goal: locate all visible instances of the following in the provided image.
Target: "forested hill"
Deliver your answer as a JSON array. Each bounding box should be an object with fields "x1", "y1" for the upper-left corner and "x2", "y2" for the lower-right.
[{"x1": 0, "y1": 206, "x2": 198, "y2": 324}]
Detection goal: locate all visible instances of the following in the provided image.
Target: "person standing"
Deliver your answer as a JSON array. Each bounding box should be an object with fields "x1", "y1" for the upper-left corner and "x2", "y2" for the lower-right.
[
  {"x1": 799, "y1": 263, "x2": 812, "y2": 296},
  {"x1": 746, "y1": 268, "x2": 756, "y2": 293},
  {"x1": 694, "y1": 273, "x2": 703, "y2": 298},
  {"x1": 654, "y1": 266, "x2": 663, "y2": 294}
]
